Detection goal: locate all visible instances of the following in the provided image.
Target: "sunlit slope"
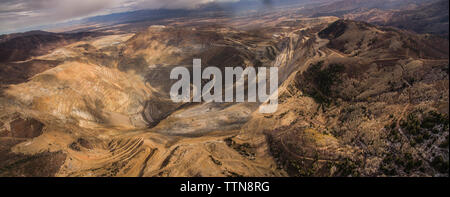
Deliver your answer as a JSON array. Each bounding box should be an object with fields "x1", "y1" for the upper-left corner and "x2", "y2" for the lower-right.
[{"x1": 0, "y1": 16, "x2": 447, "y2": 177}]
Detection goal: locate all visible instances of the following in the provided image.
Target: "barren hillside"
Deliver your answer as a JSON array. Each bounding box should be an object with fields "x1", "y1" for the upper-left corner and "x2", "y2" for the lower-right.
[{"x1": 0, "y1": 2, "x2": 448, "y2": 177}]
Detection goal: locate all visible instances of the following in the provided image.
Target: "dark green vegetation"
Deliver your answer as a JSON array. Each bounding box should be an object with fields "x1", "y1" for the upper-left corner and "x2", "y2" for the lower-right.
[
  {"x1": 296, "y1": 61, "x2": 345, "y2": 105},
  {"x1": 225, "y1": 137, "x2": 256, "y2": 160},
  {"x1": 383, "y1": 110, "x2": 449, "y2": 175}
]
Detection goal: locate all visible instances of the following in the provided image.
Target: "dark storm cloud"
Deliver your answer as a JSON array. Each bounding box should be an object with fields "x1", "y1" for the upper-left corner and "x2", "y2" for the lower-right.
[{"x1": 0, "y1": 0, "x2": 239, "y2": 34}]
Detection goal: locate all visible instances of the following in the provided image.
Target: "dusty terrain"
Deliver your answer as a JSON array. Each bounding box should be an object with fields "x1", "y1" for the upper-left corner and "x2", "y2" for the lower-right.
[
  {"x1": 0, "y1": 2, "x2": 448, "y2": 177},
  {"x1": 306, "y1": 0, "x2": 449, "y2": 38}
]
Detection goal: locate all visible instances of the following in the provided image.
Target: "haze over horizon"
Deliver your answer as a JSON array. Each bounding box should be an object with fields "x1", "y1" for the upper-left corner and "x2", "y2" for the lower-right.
[{"x1": 0, "y1": 0, "x2": 243, "y2": 34}]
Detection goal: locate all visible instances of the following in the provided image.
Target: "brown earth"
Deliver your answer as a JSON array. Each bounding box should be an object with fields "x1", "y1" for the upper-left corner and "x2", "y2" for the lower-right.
[{"x1": 0, "y1": 8, "x2": 448, "y2": 177}]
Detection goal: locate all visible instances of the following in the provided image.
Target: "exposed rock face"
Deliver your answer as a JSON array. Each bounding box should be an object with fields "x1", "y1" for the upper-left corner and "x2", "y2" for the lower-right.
[
  {"x1": 251, "y1": 20, "x2": 449, "y2": 177},
  {"x1": 4, "y1": 62, "x2": 153, "y2": 129},
  {"x1": 0, "y1": 10, "x2": 448, "y2": 177},
  {"x1": 10, "y1": 118, "x2": 44, "y2": 138},
  {"x1": 0, "y1": 113, "x2": 44, "y2": 139}
]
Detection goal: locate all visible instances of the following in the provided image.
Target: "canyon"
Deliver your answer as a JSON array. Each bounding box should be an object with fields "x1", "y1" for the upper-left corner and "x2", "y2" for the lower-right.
[{"x1": 0, "y1": 0, "x2": 448, "y2": 177}]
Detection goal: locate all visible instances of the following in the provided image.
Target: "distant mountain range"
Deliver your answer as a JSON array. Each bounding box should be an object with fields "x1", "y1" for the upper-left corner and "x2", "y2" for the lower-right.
[
  {"x1": 2, "y1": 0, "x2": 447, "y2": 37},
  {"x1": 310, "y1": 0, "x2": 449, "y2": 37}
]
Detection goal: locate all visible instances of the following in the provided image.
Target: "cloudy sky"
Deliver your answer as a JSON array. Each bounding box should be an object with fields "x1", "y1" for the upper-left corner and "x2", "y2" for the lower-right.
[{"x1": 0, "y1": 0, "x2": 239, "y2": 34}]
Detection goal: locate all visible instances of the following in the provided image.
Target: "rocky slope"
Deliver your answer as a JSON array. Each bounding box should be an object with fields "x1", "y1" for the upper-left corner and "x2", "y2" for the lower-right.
[
  {"x1": 0, "y1": 13, "x2": 448, "y2": 177},
  {"x1": 246, "y1": 19, "x2": 449, "y2": 176}
]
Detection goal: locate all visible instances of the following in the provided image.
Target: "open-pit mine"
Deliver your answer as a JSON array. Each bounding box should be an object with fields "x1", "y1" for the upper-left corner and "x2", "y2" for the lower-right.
[{"x1": 0, "y1": 0, "x2": 448, "y2": 177}]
